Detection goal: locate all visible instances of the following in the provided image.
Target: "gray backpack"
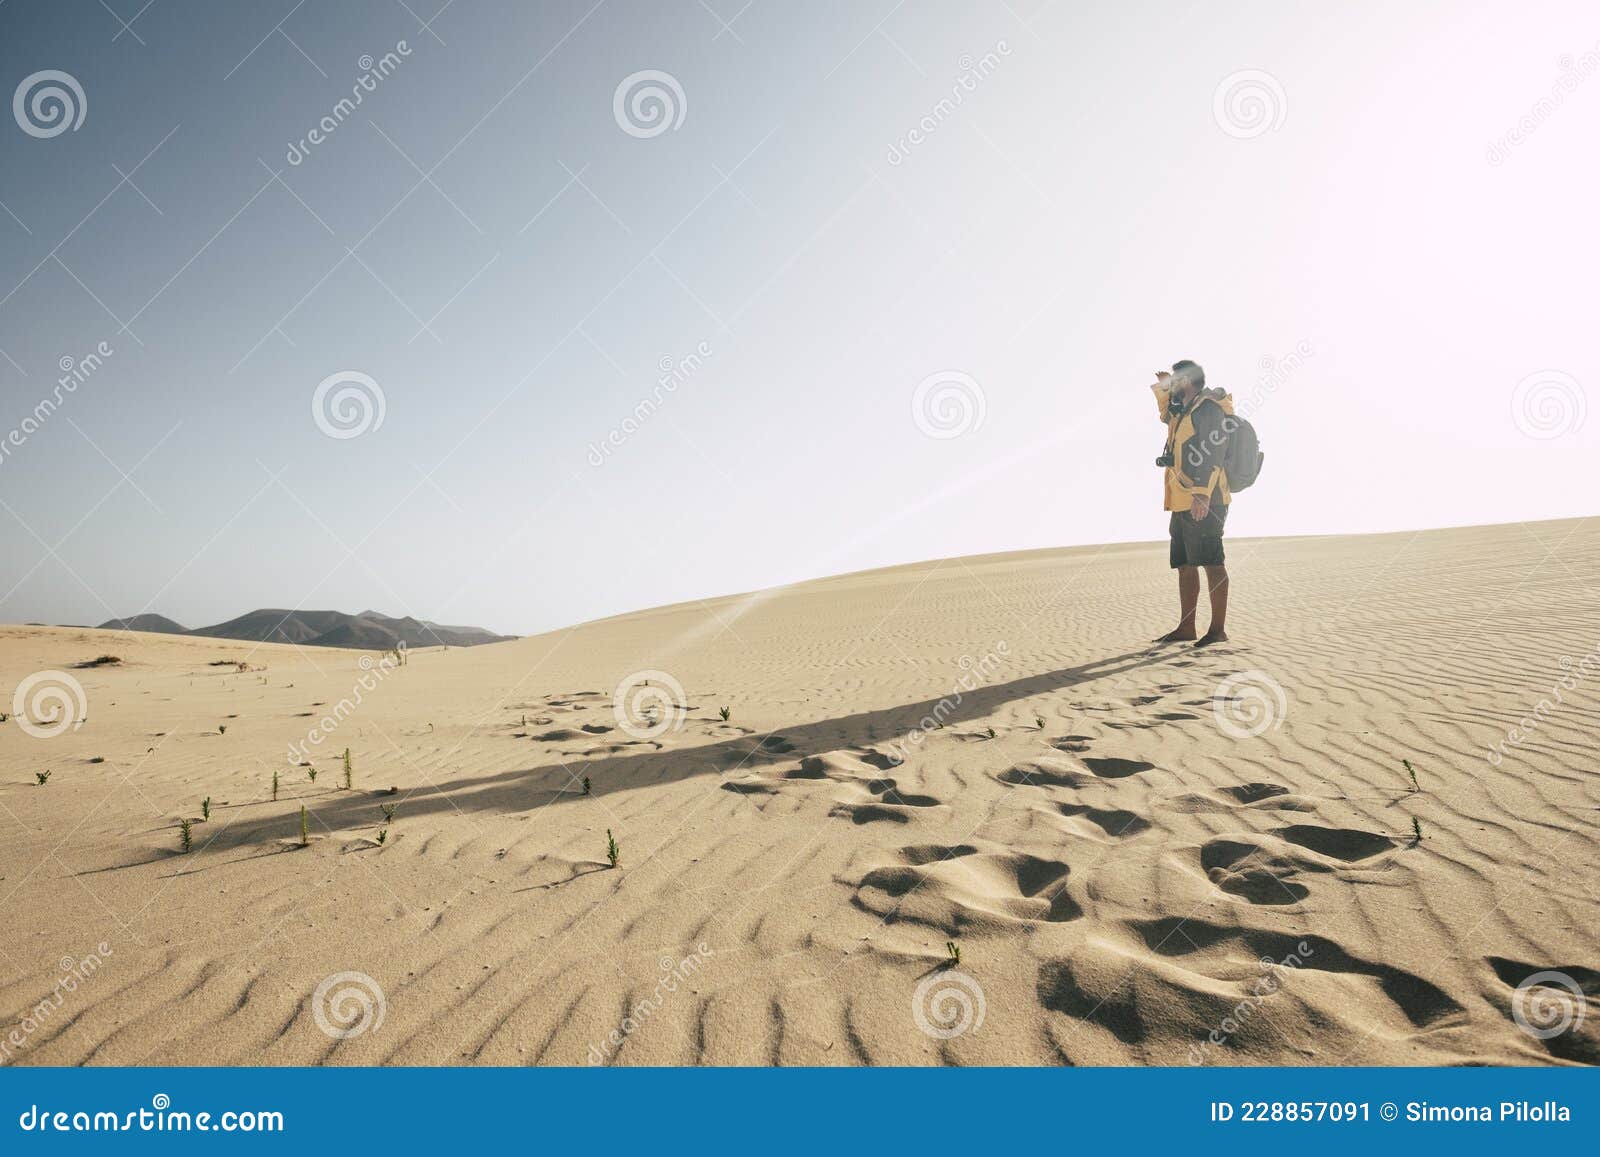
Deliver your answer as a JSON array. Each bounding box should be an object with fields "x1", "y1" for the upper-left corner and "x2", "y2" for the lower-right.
[{"x1": 1221, "y1": 413, "x2": 1264, "y2": 491}]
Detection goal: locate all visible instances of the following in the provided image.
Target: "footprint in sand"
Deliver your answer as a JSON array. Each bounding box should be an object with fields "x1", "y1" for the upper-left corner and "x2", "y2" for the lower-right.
[
  {"x1": 1200, "y1": 837, "x2": 1310, "y2": 905},
  {"x1": 1227, "y1": 782, "x2": 1291, "y2": 804},
  {"x1": 997, "y1": 760, "x2": 1093, "y2": 789},
  {"x1": 1083, "y1": 756, "x2": 1156, "y2": 779},
  {"x1": 721, "y1": 779, "x2": 779, "y2": 796},
  {"x1": 1038, "y1": 919, "x2": 1465, "y2": 1050},
  {"x1": 829, "y1": 775, "x2": 943, "y2": 823},
  {"x1": 1050, "y1": 735, "x2": 1094, "y2": 753},
  {"x1": 854, "y1": 843, "x2": 1081, "y2": 927},
  {"x1": 1054, "y1": 802, "x2": 1151, "y2": 837},
  {"x1": 1275, "y1": 824, "x2": 1394, "y2": 863},
  {"x1": 865, "y1": 778, "x2": 939, "y2": 807},
  {"x1": 1484, "y1": 957, "x2": 1599, "y2": 1064}
]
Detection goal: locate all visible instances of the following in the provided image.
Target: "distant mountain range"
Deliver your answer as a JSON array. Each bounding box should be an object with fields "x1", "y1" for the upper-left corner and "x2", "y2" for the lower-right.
[{"x1": 95, "y1": 609, "x2": 513, "y2": 650}]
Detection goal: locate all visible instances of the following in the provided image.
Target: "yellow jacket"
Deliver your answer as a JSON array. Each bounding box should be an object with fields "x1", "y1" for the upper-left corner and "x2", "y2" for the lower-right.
[{"x1": 1153, "y1": 385, "x2": 1234, "y2": 512}]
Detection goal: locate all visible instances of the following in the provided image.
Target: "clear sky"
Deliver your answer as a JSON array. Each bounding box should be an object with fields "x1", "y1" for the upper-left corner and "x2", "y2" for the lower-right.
[{"x1": 1, "y1": 1, "x2": 1595, "y2": 636}]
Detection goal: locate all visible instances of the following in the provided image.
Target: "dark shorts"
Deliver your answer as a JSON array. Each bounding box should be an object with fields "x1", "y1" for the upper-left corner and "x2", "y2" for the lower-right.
[{"x1": 1169, "y1": 503, "x2": 1228, "y2": 568}]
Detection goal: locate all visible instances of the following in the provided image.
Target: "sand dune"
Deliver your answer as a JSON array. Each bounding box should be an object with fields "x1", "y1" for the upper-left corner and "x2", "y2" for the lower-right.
[{"x1": 2, "y1": 518, "x2": 1597, "y2": 1066}]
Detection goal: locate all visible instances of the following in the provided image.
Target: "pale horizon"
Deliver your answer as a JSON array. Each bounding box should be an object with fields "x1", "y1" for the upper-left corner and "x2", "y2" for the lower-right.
[{"x1": 3, "y1": 1, "x2": 1596, "y2": 637}]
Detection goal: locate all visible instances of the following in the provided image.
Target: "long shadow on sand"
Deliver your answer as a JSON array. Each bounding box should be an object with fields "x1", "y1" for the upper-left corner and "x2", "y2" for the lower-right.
[{"x1": 160, "y1": 645, "x2": 1185, "y2": 853}]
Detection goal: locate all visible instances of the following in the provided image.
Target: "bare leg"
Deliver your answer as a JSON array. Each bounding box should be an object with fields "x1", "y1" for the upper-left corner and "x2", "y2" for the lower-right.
[
  {"x1": 1194, "y1": 564, "x2": 1229, "y2": 646},
  {"x1": 1155, "y1": 566, "x2": 1200, "y2": 642}
]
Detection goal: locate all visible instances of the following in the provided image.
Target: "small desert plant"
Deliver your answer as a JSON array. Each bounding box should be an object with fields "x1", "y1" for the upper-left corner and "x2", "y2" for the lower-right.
[
  {"x1": 582, "y1": 775, "x2": 592, "y2": 796},
  {"x1": 179, "y1": 817, "x2": 193, "y2": 853},
  {"x1": 201, "y1": 796, "x2": 211, "y2": 821},
  {"x1": 719, "y1": 706, "x2": 731, "y2": 722},
  {"x1": 375, "y1": 827, "x2": 388, "y2": 846},
  {"x1": 35, "y1": 770, "x2": 50, "y2": 786},
  {"x1": 342, "y1": 748, "x2": 352, "y2": 780},
  {"x1": 272, "y1": 770, "x2": 280, "y2": 801},
  {"x1": 946, "y1": 940, "x2": 961, "y2": 967},
  {"x1": 380, "y1": 803, "x2": 396, "y2": 823},
  {"x1": 218, "y1": 723, "x2": 226, "y2": 734},
  {"x1": 89, "y1": 755, "x2": 105, "y2": 764},
  {"x1": 986, "y1": 727, "x2": 996, "y2": 739},
  {"x1": 1403, "y1": 758, "x2": 1420, "y2": 792},
  {"x1": 307, "y1": 767, "x2": 318, "y2": 784},
  {"x1": 342, "y1": 758, "x2": 352, "y2": 790},
  {"x1": 1411, "y1": 816, "x2": 1424, "y2": 843},
  {"x1": 606, "y1": 829, "x2": 620, "y2": 869},
  {"x1": 299, "y1": 805, "x2": 310, "y2": 847},
  {"x1": 1035, "y1": 716, "x2": 1045, "y2": 730}
]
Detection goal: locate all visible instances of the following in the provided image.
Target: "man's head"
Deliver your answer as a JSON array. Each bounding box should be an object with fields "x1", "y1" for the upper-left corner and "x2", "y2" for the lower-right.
[{"x1": 1170, "y1": 359, "x2": 1206, "y2": 400}]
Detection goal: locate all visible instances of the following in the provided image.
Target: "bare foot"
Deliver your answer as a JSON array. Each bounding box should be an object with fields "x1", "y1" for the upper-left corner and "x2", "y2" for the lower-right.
[
  {"x1": 1193, "y1": 629, "x2": 1230, "y2": 648},
  {"x1": 1154, "y1": 627, "x2": 1197, "y2": 643}
]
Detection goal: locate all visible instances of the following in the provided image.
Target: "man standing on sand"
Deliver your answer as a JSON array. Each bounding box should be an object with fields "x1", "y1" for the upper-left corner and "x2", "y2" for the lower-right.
[{"x1": 1151, "y1": 360, "x2": 1235, "y2": 647}]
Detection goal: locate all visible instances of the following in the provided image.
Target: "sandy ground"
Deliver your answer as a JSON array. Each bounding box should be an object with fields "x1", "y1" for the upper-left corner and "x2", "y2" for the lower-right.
[{"x1": 2, "y1": 518, "x2": 1597, "y2": 1066}]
